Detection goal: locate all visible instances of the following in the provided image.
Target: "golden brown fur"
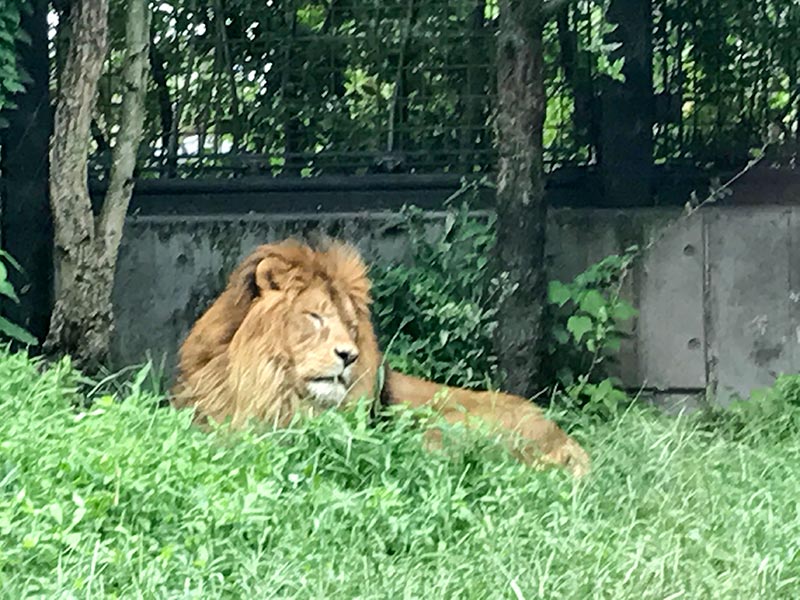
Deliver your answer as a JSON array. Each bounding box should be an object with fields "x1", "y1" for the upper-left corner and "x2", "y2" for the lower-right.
[{"x1": 172, "y1": 239, "x2": 590, "y2": 477}]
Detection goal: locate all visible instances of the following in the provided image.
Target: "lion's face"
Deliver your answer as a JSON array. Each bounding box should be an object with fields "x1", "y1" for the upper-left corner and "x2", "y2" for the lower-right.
[
  {"x1": 282, "y1": 284, "x2": 362, "y2": 407},
  {"x1": 217, "y1": 240, "x2": 379, "y2": 415}
]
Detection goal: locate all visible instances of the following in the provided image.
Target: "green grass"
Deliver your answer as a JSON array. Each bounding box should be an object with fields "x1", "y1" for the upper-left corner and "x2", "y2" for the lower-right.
[{"x1": 1, "y1": 350, "x2": 799, "y2": 599}]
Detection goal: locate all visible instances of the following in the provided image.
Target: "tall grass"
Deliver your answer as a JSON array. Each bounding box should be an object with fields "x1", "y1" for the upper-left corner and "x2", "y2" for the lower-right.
[{"x1": 0, "y1": 349, "x2": 798, "y2": 598}]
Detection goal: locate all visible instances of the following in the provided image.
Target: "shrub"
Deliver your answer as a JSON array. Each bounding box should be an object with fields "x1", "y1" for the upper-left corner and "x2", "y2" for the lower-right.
[
  {"x1": 370, "y1": 198, "x2": 637, "y2": 412},
  {"x1": 542, "y1": 248, "x2": 638, "y2": 414},
  {"x1": 370, "y1": 202, "x2": 506, "y2": 389},
  {"x1": 696, "y1": 373, "x2": 800, "y2": 444}
]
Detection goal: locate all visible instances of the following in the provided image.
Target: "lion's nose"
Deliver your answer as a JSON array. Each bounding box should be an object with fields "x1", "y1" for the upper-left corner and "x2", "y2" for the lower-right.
[{"x1": 335, "y1": 347, "x2": 359, "y2": 367}]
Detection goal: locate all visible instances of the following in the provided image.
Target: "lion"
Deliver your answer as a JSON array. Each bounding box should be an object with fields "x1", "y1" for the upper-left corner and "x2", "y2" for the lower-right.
[{"x1": 171, "y1": 239, "x2": 590, "y2": 477}]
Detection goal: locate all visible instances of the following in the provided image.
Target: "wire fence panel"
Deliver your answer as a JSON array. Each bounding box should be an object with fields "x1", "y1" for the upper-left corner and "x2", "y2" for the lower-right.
[{"x1": 70, "y1": 0, "x2": 798, "y2": 179}]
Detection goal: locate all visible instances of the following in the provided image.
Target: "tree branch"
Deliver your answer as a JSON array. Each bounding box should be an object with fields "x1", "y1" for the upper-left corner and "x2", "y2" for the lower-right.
[
  {"x1": 148, "y1": 32, "x2": 174, "y2": 175},
  {"x1": 97, "y1": 0, "x2": 150, "y2": 255},
  {"x1": 48, "y1": 0, "x2": 109, "y2": 254}
]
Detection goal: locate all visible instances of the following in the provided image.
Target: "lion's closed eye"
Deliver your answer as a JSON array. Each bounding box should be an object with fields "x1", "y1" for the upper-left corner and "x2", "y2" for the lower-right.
[{"x1": 307, "y1": 312, "x2": 325, "y2": 329}]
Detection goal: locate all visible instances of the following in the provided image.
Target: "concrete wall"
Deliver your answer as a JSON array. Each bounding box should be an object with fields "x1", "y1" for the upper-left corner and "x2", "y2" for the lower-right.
[{"x1": 110, "y1": 170, "x2": 800, "y2": 408}]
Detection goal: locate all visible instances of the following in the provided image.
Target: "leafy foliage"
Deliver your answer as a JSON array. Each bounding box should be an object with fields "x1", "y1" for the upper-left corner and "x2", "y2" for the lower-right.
[
  {"x1": 370, "y1": 200, "x2": 637, "y2": 405},
  {"x1": 0, "y1": 249, "x2": 38, "y2": 346},
  {"x1": 698, "y1": 374, "x2": 800, "y2": 445},
  {"x1": 371, "y1": 201, "x2": 507, "y2": 389},
  {"x1": 543, "y1": 247, "x2": 638, "y2": 412},
  {"x1": 652, "y1": 0, "x2": 800, "y2": 165},
  {"x1": 0, "y1": 0, "x2": 31, "y2": 126},
  {"x1": 1, "y1": 350, "x2": 800, "y2": 596}
]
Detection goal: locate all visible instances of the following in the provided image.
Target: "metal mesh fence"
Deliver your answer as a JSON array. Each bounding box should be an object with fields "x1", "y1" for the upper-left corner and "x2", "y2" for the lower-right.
[
  {"x1": 67, "y1": 0, "x2": 799, "y2": 179},
  {"x1": 652, "y1": 0, "x2": 799, "y2": 167}
]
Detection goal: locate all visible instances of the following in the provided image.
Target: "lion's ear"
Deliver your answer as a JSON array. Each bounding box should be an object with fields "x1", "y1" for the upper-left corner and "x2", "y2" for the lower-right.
[
  {"x1": 226, "y1": 247, "x2": 291, "y2": 307},
  {"x1": 254, "y1": 255, "x2": 296, "y2": 292},
  {"x1": 228, "y1": 241, "x2": 309, "y2": 306}
]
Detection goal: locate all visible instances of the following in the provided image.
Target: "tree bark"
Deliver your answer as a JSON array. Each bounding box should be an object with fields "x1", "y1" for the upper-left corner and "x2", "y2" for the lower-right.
[
  {"x1": 45, "y1": 0, "x2": 151, "y2": 371},
  {"x1": 493, "y1": 0, "x2": 547, "y2": 399},
  {"x1": 149, "y1": 37, "x2": 176, "y2": 177}
]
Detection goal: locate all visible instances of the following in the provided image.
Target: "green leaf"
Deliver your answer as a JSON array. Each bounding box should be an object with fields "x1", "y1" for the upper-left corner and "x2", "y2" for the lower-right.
[
  {"x1": 556, "y1": 367, "x2": 575, "y2": 387},
  {"x1": 0, "y1": 316, "x2": 38, "y2": 346},
  {"x1": 567, "y1": 315, "x2": 593, "y2": 343},
  {"x1": 2, "y1": 79, "x2": 25, "y2": 94},
  {"x1": 547, "y1": 280, "x2": 571, "y2": 307},
  {"x1": 552, "y1": 325, "x2": 569, "y2": 345},
  {"x1": 596, "y1": 378, "x2": 613, "y2": 398},
  {"x1": 0, "y1": 279, "x2": 19, "y2": 303},
  {"x1": 130, "y1": 363, "x2": 152, "y2": 395},
  {"x1": 48, "y1": 503, "x2": 64, "y2": 526},
  {"x1": 612, "y1": 302, "x2": 638, "y2": 322},
  {"x1": 605, "y1": 336, "x2": 621, "y2": 353},
  {"x1": 374, "y1": 361, "x2": 386, "y2": 400},
  {"x1": 579, "y1": 290, "x2": 607, "y2": 319},
  {"x1": 0, "y1": 250, "x2": 22, "y2": 271}
]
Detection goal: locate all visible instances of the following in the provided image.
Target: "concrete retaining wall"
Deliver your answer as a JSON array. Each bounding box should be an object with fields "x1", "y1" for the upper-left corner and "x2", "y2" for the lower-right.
[{"x1": 110, "y1": 169, "x2": 800, "y2": 408}]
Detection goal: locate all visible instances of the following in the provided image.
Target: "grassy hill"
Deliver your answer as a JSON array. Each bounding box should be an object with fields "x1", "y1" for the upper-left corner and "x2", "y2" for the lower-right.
[{"x1": 0, "y1": 349, "x2": 798, "y2": 598}]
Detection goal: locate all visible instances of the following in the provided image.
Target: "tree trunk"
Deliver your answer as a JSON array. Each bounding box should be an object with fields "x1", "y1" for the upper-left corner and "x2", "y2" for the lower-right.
[
  {"x1": 598, "y1": 0, "x2": 653, "y2": 206},
  {"x1": 45, "y1": 0, "x2": 151, "y2": 371},
  {"x1": 493, "y1": 0, "x2": 547, "y2": 399},
  {"x1": 459, "y1": 0, "x2": 488, "y2": 171},
  {"x1": 149, "y1": 37, "x2": 176, "y2": 177}
]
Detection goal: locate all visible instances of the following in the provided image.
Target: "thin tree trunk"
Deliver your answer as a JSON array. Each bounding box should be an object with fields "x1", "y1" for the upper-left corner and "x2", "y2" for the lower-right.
[
  {"x1": 98, "y1": 0, "x2": 150, "y2": 263},
  {"x1": 149, "y1": 35, "x2": 175, "y2": 177},
  {"x1": 280, "y1": 0, "x2": 301, "y2": 176},
  {"x1": 45, "y1": 0, "x2": 109, "y2": 366},
  {"x1": 213, "y1": 0, "x2": 242, "y2": 152},
  {"x1": 45, "y1": 0, "x2": 151, "y2": 371},
  {"x1": 493, "y1": 0, "x2": 547, "y2": 398},
  {"x1": 459, "y1": 0, "x2": 487, "y2": 171}
]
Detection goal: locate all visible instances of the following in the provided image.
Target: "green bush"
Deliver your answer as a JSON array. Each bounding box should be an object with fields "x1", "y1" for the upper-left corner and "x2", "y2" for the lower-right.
[
  {"x1": 696, "y1": 373, "x2": 800, "y2": 445},
  {"x1": 370, "y1": 203, "x2": 506, "y2": 389},
  {"x1": 370, "y1": 199, "x2": 637, "y2": 412},
  {"x1": 773, "y1": 373, "x2": 800, "y2": 407},
  {"x1": 0, "y1": 1, "x2": 32, "y2": 124},
  {"x1": 543, "y1": 248, "x2": 639, "y2": 414}
]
